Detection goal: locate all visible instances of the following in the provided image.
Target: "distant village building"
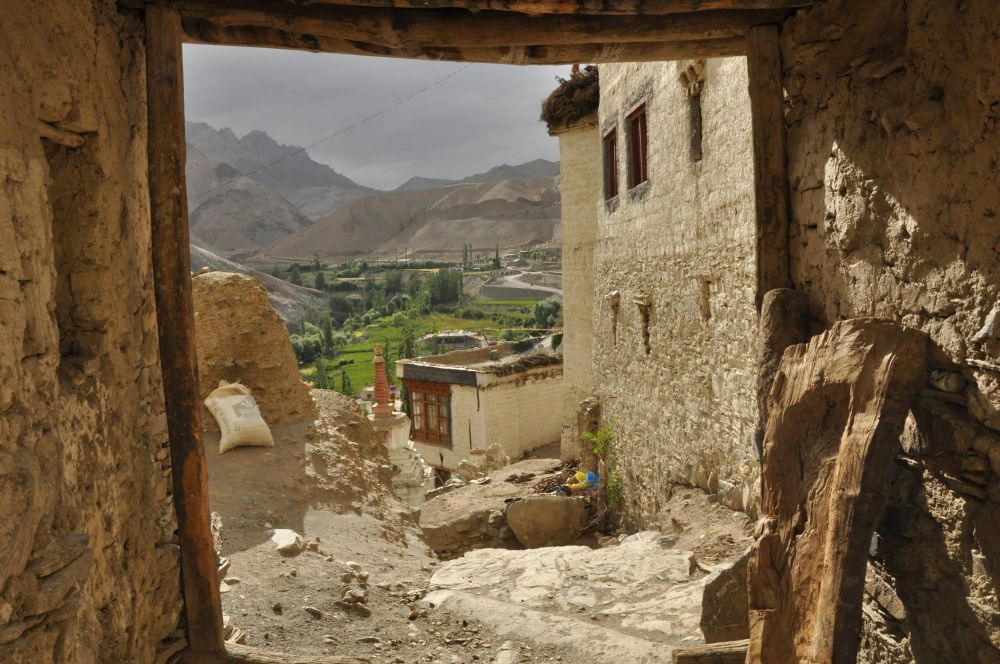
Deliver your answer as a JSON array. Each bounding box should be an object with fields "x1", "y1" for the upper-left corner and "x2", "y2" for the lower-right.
[
  {"x1": 421, "y1": 331, "x2": 486, "y2": 351},
  {"x1": 548, "y1": 59, "x2": 760, "y2": 521},
  {"x1": 397, "y1": 344, "x2": 563, "y2": 474}
]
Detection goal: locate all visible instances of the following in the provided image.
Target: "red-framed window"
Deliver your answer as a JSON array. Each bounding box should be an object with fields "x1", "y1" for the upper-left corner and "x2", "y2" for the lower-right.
[
  {"x1": 405, "y1": 380, "x2": 451, "y2": 446},
  {"x1": 602, "y1": 127, "x2": 618, "y2": 200},
  {"x1": 627, "y1": 103, "x2": 648, "y2": 188}
]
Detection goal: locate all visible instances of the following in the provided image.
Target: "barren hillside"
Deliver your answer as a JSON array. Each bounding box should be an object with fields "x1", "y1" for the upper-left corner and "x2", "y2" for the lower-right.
[
  {"x1": 189, "y1": 244, "x2": 327, "y2": 325},
  {"x1": 258, "y1": 177, "x2": 560, "y2": 261}
]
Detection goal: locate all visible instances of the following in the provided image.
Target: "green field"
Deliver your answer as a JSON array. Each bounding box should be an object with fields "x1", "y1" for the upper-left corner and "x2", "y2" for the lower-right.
[{"x1": 302, "y1": 304, "x2": 540, "y2": 392}]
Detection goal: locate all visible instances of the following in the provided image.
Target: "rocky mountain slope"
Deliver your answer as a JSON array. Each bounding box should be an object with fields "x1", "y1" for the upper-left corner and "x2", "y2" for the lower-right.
[
  {"x1": 186, "y1": 121, "x2": 373, "y2": 198},
  {"x1": 259, "y1": 177, "x2": 560, "y2": 262},
  {"x1": 189, "y1": 244, "x2": 327, "y2": 325}
]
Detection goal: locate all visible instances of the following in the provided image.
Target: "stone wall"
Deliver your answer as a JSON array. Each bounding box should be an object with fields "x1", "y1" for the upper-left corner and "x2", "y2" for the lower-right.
[
  {"x1": 481, "y1": 365, "x2": 564, "y2": 457},
  {"x1": 593, "y1": 58, "x2": 759, "y2": 525},
  {"x1": 0, "y1": 1, "x2": 182, "y2": 661},
  {"x1": 554, "y1": 120, "x2": 600, "y2": 460},
  {"x1": 781, "y1": 0, "x2": 1000, "y2": 658}
]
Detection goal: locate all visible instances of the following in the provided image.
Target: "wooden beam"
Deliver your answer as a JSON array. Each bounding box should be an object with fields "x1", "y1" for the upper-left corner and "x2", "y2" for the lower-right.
[
  {"x1": 745, "y1": 23, "x2": 791, "y2": 310},
  {"x1": 747, "y1": 320, "x2": 928, "y2": 664},
  {"x1": 672, "y1": 639, "x2": 749, "y2": 663},
  {"x1": 190, "y1": 0, "x2": 811, "y2": 15},
  {"x1": 173, "y1": 1, "x2": 785, "y2": 49},
  {"x1": 180, "y1": 644, "x2": 369, "y2": 663},
  {"x1": 181, "y1": 18, "x2": 746, "y2": 62},
  {"x1": 146, "y1": 4, "x2": 225, "y2": 654}
]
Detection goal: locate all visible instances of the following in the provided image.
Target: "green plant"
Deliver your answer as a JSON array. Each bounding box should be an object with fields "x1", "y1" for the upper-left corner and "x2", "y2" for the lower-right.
[
  {"x1": 585, "y1": 420, "x2": 616, "y2": 460},
  {"x1": 606, "y1": 466, "x2": 624, "y2": 506}
]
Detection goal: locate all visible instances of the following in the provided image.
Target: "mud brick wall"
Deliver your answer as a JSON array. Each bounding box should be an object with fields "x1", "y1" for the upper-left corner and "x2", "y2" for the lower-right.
[
  {"x1": 782, "y1": 0, "x2": 999, "y2": 659},
  {"x1": 0, "y1": 1, "x2": 182, "y2": 661},
  {"x1": 592, "y1": 58, "x2": 760, "y2": 526}
]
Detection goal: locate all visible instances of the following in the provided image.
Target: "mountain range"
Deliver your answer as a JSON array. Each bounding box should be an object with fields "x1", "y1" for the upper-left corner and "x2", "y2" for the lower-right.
[{"x1": 184, "y1": 122, "x2": 560, "y2": 265}]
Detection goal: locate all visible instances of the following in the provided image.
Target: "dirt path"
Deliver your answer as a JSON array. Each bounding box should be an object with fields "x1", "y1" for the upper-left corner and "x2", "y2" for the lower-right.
[
  {"x1": 203, "y1": 390, "x2": 752, "y2": 662},
  {"x1": 205, "y1": 390, "x2": 566, "y2": 662}
]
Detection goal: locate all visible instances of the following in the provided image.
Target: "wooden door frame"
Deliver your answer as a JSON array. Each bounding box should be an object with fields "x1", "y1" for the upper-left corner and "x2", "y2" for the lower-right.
[{"x1": 144, "y1": 3, "x2": 791, "y2": 654}]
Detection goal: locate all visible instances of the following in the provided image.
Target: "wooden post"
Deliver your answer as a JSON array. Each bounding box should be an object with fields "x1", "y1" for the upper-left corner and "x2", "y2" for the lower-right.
[
  {"x1": 146, "y1": 3, "x2": 225, "y2": 653},
  {"x1": 745, "y1": 24, "x2": 791, "y2": 310}
]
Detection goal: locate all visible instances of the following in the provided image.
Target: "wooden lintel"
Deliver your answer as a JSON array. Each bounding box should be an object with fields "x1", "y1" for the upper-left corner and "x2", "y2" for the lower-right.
[
  {"x1": 181, "y1": 18, "x2": 746, "y2": 63},
  {"x1": 146, "y1": 4, "x2": 225, "y2": 654},
  {"x1": 172, "y1": 1, "x2": 786, "y2": 49},
  {"x1": 180, "y1": 643, "x2": 369, "y2": 663},
  {"x1": 187, "y1": 0, "x2": 812, "y2": 15},
  {"x1": 745, "y1": 23, "x2": 791, "y2": 310},
  {"x1": 672, "y1": 639, "x2": 750, "y2": 663}
]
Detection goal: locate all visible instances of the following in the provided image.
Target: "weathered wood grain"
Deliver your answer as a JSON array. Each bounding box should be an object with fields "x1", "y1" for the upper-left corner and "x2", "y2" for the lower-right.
[
  {"x1": 746, "y1": 24, "x2": 792, "y2": 309},
  {"x1": 169, "y1": 0, "x2": 811, "y2": 16},
  {"x1": 672, "y1": 639, "x2": 749, "y2": 663},
  {"x1": 180, "y1": 18, "x2": 746, "y2": 63},
  {"x1": 747, "y1": 319, "x2": 928, "y2": 664},
  {"x1": 173, "y1": 1, "x2": 785, "y2": 48},
  {"x1": 146, "y1": 3, "x2": 225, "y2": 653}
]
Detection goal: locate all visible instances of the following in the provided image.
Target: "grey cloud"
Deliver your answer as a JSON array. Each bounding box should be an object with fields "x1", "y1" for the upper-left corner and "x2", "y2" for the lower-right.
[{"x1": 182, "y1": 45, "x2": 569, "y2": 190}]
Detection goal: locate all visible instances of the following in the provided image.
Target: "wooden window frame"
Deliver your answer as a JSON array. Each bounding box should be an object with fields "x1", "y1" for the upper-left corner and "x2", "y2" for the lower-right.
[
  {"x1": 626, "y1": 102, "x2": 649, "y2": 188},
  {"x1": 404, "y1": 379, "x2": 452, "y2": 447},
  {"x1": 602, "y1": 126, "x2": 618, "y2": 200}
]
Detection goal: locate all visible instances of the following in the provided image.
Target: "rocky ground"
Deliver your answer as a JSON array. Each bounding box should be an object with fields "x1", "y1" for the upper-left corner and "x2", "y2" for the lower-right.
[{"x1": 203, "y1": 389, "x2": 752, "y2": 663}]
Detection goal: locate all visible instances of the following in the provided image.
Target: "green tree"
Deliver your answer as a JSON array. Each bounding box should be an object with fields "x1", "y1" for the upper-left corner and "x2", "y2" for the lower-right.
[
  {"x1": 400, "y1": 324, "x2": 416, "y2": 359},
  {"x1": 384, "y1": 270, "x2": 404, "y2": 295},
  {"x1": 399, "y1": 382, "x2": 410, "y2": 416},
  {"x1": 312, "y1": 255, "x2": 322, "y2": 271},
  {"x1": 319, "y1": 312, "x2": 334, "y2": 355},
  {"x1": 382, "y1": 340, "x2": 394, "y2": 384},
  {"x1": 492, "y1": 243, "x2": 501, "y2": 269},
  {"x1": 534, "y1": 298, "x2": 562, "y2": 328},
  {"x1": 462, "y1": 244, "x2": 469, "y2": 267},
  {"x1": 312, "y1": 359, "x2": 331, "y2": 389},
  {"x1": 328, "y1": 295, "x2": 353, "y2": 327},
  {"x1": 288, "y1": 263, "x2": 303, "y2": 286},
  {"x1": 340, "y1": 370, "x2": 354, "y2": 396},
  {"x1": 407, "y1": 273, "x2": 424, "y2": 299},
  {"x1": 425, "y1": 268, "x2": 463, "y2": 305},
  {"x1": 314, "y1": 272, "x2": 327, "y2": 290}
]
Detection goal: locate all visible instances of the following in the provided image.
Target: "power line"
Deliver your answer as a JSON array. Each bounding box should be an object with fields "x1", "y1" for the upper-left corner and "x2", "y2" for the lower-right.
[{"x1": 194, "y1": 63, "x2": 472, "y2": 197}]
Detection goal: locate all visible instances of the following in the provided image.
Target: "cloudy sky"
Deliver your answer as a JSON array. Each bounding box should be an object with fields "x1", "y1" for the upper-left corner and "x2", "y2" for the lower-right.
[{"x1": 183, "y1": 45, "x2": 570, "y2": 190}]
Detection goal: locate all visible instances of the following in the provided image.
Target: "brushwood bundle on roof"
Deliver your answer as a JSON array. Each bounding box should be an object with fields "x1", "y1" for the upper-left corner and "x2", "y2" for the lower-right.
[
  {"x1": 541, "y1": 65, "x2": 599, "y2": 133},
  {"x1": 485, "y1": 352, "x2": 563, "y2": 376}
]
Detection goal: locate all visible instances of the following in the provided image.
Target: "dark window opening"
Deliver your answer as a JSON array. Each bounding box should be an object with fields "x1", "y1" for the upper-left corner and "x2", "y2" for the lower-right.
[
  {"x1": 43, "y1": 138, "x2": 101, "y2": 379},
  {"x1": 688, "y1": 93, "x2": 703, "y2": 162},
  {"x1": 405, "y1": 379, "x2": 452, "y2": 446},
  {"x1": 636, "y1": 302, "x2": 652, "y2": 355},
  {"x1": 603, "y1": 127, "x2": 618, "y2": 199},
  {"x1": 626, "y1": 104, "x2": 648, "y2": 188},
  {"x1": 698, "y1": 278, "x2": 712, "y2": 322},
  {"x1": 679, "y1": 63, "x2": 705, "y2": 162}
]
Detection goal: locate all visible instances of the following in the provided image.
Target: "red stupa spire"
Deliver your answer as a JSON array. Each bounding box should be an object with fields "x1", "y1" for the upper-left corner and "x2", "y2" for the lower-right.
[{"x1": 372, "y1": 344, "x2": 393, "y2": 417}]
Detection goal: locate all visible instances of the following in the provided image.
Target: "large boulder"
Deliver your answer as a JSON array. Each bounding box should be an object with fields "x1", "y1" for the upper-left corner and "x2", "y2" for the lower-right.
[
  {"x1": 505, "y1": 495, "x2": 588, "y2": 549},
  {"x1": 420, "y1": 459, "x2": 563, "y2": 559},
  {"x1": 699, "y1": 548, "x2": 750, "y2": 643},
  {"x1": 192, "y1": 272, "x2": 315, "y2": 431}
]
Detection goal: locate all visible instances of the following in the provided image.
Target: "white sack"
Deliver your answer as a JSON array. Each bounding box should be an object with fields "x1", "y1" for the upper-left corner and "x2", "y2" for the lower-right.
[{"x1": 205, "y1": 382, "x2": 274, "y2": 453}]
